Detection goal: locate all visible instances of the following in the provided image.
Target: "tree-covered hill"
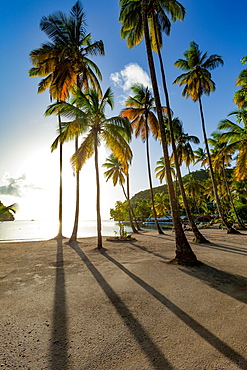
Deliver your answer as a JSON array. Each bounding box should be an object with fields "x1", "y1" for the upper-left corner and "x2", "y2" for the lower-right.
[{"x1": 131, "y1": 169, "x2": 208, "y2": 201}]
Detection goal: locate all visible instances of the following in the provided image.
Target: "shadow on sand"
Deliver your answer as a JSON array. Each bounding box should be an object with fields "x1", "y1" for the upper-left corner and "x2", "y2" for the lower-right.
[
  {"x1": 101, "y1": 251, "x2": 247, "y2": 370},
  {"x1": 69, "y1": 241, "x2": 174, "y2": 370},
  {"x1": 179, "y1": 263, "x2": 247, "y2": 304},
  {"x1": 50, "y1": 237, "x2": 68, "y2": 370}
]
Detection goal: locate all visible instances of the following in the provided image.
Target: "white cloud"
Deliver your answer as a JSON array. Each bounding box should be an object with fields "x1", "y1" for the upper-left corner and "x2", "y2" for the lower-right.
[
  {"x1": 110, "y1": 63, "x2": 152, "y2": 92},
  {"x1": 0, "y1": 173, "x2": 42, "y2": 197}
]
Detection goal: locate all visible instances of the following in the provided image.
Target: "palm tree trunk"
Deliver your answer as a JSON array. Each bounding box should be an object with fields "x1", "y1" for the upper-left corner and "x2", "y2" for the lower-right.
[
  {"x1": 56, "y1": 114, "x2": 63, "y2": 239},
  {"x1": 145, "y1": 120, "x2": 164, "y2": 234},
  {"x1": 198, "y1": 96, "x2": 239, "y2": 234},
  {"x1": 120, "y1": 182, "x2": 138, "y2": 233},
  {"x1": 126, "y1": 175, "x2": 141, "y2": 230},
  {"x1": 141, "y1": 0, "x2": 199, "y2": 265},
  {"x1": 152, "y1": 18, "x2": 207, "y2": 243},
  {"x1": 94, "y1": 138, "x2": 102, "y2": 249},
  {"x1": 69, "y1": 135, "x2": 80, "y2": 243}
]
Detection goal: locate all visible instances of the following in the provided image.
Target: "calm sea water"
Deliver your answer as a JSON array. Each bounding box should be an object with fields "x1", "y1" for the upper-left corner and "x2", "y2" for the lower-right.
[{"x1": 0, "y1": 219, "x2": 155, "y2": 242}]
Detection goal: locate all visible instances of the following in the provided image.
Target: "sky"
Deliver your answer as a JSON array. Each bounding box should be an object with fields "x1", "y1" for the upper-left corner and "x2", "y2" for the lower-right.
[{"x1": 0, "y1": 0, "x2": 246, "y2": 223}]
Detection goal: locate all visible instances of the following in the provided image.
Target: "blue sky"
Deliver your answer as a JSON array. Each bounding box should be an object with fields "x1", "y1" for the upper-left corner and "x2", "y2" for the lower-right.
[{"x1": 0, "y1": 0, "x2": 246, "y2": 222}]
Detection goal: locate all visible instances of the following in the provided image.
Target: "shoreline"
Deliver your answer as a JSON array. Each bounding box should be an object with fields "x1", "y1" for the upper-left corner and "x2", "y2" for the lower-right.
[{"x1": 1, "y1": 229, "x2": 247, "y2": 369}]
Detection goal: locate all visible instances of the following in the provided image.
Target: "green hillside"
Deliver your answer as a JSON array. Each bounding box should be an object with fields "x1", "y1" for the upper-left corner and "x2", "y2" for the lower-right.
[{"x1": 131, "y1": 169, "x2": 208, "y2": 201}]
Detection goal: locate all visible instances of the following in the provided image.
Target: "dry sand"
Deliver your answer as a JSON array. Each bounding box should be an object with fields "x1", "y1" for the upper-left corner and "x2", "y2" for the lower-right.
[{"x1": 0, "y1": 229, "x2": 247, "y2": 370}]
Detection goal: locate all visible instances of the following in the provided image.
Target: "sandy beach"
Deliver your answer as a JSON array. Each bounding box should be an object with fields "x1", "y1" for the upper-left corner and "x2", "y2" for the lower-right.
[{"x1": 0, "y1": 229, "x2": 247, "y2": 370}]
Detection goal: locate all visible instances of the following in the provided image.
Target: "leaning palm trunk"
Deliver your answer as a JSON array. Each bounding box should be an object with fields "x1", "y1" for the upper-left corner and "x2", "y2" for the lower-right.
[
  {"x1": 145, "y1": 119, "x2": 164, "y2": 234},
  {"x1": 69, "y1": 135, "x2": 80, "y2": 243},
  {"x1": 198, "y1": 96, "x2": 239, "y2": 234},
  {"x1": 155, "y1": 50, "x2": 208, "y2": 243},
  {"x1": 142, "y1": 0, "x2": 198, "y2": 265},
  {"x1": 94, "y1": 138, "x2": 103, "y2": 249},
  {"x1": 126, "y1": 175, "x2": 141, "y2": 231},
  {"x1": 120, "y1": 182, "x2": 138, "y2": 233}
]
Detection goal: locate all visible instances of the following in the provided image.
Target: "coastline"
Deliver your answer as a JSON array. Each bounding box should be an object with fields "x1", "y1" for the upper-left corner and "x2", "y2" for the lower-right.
[{"x1": 1, "y1": 229, "x2": 247, "y2": 369}]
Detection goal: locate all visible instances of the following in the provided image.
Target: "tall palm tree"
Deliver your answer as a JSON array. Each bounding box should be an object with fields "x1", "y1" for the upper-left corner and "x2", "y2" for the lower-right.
[
  {"x1": 29, "y1": 43, "x2": 66, "y2": 239},
  {"x1": 37, "y1": 1, "x2": 105, "y2": 243},
  {"x1": 103, "y1": 154, "x2": 138, "y2": 233},
  {"x1": 47, "y1": 87, "x2": 132, "y2": 249},
  {"x1": 120, "y1": 0, "x2": 199, "y2": 265},
  {"x1": 120, "y1": 0, "x2": 200, "y2": 247},
  {"x1": 164, "y1": 115, "x2": 209, "y2": 242},
  {"x1": 120, "y1": 83, "x2": 167, "y2": 234},
  {"x1": 173, "y1": 41, "x2": 238, "y2": 234}
]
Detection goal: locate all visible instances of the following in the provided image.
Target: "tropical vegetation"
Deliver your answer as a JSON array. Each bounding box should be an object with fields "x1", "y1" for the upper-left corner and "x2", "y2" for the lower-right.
[{"x1": 27, "y1": 1, "x2": 246, "y2": 262}]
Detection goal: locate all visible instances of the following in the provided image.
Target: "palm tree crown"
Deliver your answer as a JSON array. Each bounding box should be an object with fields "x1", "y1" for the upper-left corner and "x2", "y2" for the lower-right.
[
  {"x1": 173, "y1": 41, "x2": 224, "y2": 101},
  {"x1": 119, "y1": 0, "x2": 185, "y2": 52}
]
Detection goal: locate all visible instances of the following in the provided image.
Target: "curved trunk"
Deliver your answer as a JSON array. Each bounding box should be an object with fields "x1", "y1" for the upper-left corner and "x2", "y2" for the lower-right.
[
  {"x1": 69, "y1": 135, "x2": 80, "y2": 243},
  {"x1": 198, "y1": 97, "x2": 240, "y2": 234},
  {"x1": 120, "y1": 182, "x2": 138, "y2": 233},
  {"x1": 142, "y1": 0, "x2": 199, "y2": 265},
  {"x1": 153, "y1": 16, "x2": 207, "y2": 243},
  {"x1": 222, "y1": 164, "x2": 246, "y2": 229},
  {"x1": 127, "y1": 175, "x2": 141, "y2": 230},
  {"x1": 145, "y1": 118, "x2": 164, "y2": 234},
  {"x1": 94, "y1": 137, "x2": 102, "y2": 249}
]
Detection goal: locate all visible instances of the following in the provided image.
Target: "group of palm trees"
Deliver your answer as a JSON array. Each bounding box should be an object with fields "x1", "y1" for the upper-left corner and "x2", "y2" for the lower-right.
[{"x1": 29, "y1": 0, "x2": 246, "y2": 265}]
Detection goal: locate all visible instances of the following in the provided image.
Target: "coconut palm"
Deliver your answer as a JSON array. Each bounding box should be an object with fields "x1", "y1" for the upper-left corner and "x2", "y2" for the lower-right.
[
  {"x1": 163, "y1": 115, "x2": 208, "y2": 242},
  {"x1": 103, "y1": 154, "x2": 139, "y2": 233},
  {"x1": 234, "y1": 57, "x2": 247, "y2": 109},
  {"x1": 120, "y1": 83, "x2": 167, "y2": 234},
  {"x1": 29, "y1": 43, "x2": 66, "y2": 239},
  {"x1": 119, "y1": 0, "x2": 198, "y2": 264},
  {"x1": 47, "y1": 87, "x2": 132, "y2": 249},
  {"x1": 173, "y1": 41, "x2": 238, "y2": 234},
  {"x1": 155, "y1": 157, "x2": 176, "y2": 183},
  {"x1": 120, "y1": 0, "x2": 203, "y2": 244},
  {"x1": 34, "y1": 1, "x2": 104, "y2": 243},
  {"x1": 194, "y1": 147, "x2": 207, "y2": 170}
]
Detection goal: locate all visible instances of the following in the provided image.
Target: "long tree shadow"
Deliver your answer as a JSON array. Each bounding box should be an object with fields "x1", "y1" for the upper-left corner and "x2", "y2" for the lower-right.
[
  {"x1": 102, "y1": 251, "x2": 247, "y2": 370},
  {"x1": 196, "y1": 242, "x2": 247, "y2": 256},
  {"x1": 50, "y1": 237, "x2": 68, "y2": 370},
  {"x1": 130, "y1": 241, "x2": 170, "y2": 261},
  {"x1": 69, "y1": 242, "x2": 174, "y2": 370},
  {"x1": 179, "y1": 264, "x2": 247, "y2": 304}
]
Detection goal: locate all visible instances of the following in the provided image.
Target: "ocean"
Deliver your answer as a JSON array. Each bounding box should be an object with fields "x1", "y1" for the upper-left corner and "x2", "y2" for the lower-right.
[{"x1": 0, "y1": 219, "x2": 155, "y2": 242}]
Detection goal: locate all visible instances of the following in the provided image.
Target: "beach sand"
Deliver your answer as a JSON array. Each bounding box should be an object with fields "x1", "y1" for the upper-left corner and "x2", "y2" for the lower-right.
[{"x1": 0, "y1": 229, "x2": 247, "y2": 370}]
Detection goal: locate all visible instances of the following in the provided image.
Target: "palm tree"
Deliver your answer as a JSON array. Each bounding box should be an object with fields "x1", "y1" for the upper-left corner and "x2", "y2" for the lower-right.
[
  {"x1": 163, "y1": 115, "x2": 209, "y2": 243},
  {"x1": 208, "y1": 132, "x2": 245, "y2": 228},
  {"x1": 36, "y1": 1, "x2": 105, "y2": 243},
  {"x1": 217, "y1": 109, "x2": 247, "y2": 182},
  {"x1": 155, "y1": 157, "x2": 176, "y2": 183},
  {"x1": 120, "y1": 0, "x2": 201, "y2": 247},
  {"x1": 120, "y1": 0, "x2": 199, "y2": 265},
  {"x1": 103, "y1": 154, "x2": 139, "y2": 233},
  {"x1": 120, "y1": 83, "x2": 167, "y2": 234},
  {"x1": 234, "y1": 57, "x2": 247, "y2": 109},
  {"x1": 47, "y1": 87, "x2": 132, "y2": 249},
  {"x1": 29, "y1": 43, "x2": 66, "y2": 239},
  {"x1": 194, "y1": 147, "x2": 207, "y2": 170},
  {"x1": 173, "y1": 41, "x2": 238, "y2": 234}
]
